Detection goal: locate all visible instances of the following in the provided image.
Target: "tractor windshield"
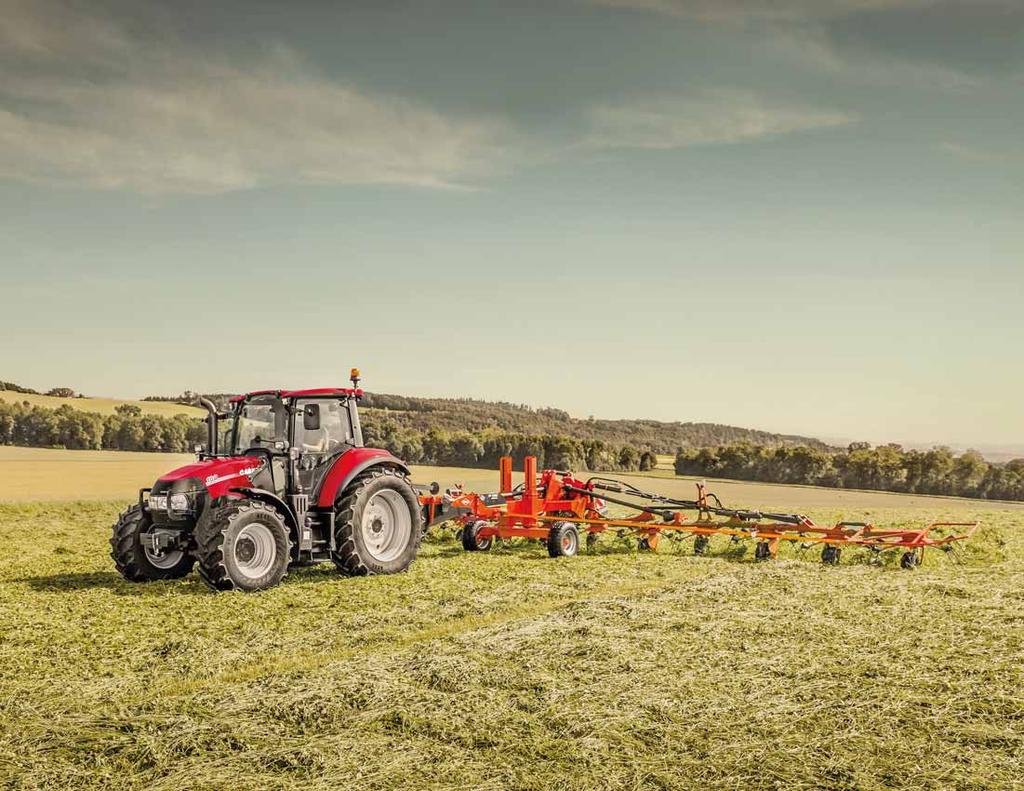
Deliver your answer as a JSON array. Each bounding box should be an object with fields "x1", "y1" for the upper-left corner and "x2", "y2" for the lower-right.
[{"x1": 232, "y1": 395, "x2": 288, "y2": 454}]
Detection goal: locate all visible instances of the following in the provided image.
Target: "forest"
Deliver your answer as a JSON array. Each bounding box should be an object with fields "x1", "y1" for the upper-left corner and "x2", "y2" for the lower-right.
[{"x1": 675, "y1": 442, "x2": 1024, "y2": 501}]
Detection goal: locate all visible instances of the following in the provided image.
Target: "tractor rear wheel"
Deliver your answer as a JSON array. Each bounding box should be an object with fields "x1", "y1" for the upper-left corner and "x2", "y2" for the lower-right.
[
  {"x1": 333, "y1": 468, "x2": 422, "y2": 576},
  {"x1": 547, "y1": 521, "x2": 579, "y2": 558},
  {"x1": 195, "y1": 500, "x2": 291, "y2": 592},
  {"x1": 461, "y1": 520, "x2": 493, "y2": 552},
  {"x1": 110, "y1": 504, "x2": 194, "y2": 582}
]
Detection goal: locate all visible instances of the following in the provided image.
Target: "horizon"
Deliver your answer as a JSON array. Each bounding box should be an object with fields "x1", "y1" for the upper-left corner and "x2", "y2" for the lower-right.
[
  {"x1": 3, "y1": 1, "x2": 1022, "y2": 448},
  {"x1": 4, "y1": 376, "x2": 1023, "y2": 459}
]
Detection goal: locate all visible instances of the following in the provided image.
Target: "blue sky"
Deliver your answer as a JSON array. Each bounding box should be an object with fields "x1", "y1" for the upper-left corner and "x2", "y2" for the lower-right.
[{"x1": 1, "y1": 0, "x2": 1022, "y2": 448}]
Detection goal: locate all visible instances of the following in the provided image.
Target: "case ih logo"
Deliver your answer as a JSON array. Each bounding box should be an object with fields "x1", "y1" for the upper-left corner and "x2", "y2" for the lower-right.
[{"x1": 205, "y1": 465, "x2": 261, "y2": 487}]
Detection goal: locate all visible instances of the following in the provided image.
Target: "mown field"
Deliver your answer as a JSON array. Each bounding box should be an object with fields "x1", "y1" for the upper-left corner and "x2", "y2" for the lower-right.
[{"x1": 0, "y1": 450, "x2": 1022, "y2": 789}]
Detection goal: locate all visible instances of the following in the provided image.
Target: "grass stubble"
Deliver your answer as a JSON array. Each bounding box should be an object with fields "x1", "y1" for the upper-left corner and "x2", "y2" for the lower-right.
[{"x1": 0, "y1": 496, "x2": 1021, "y2": 790}]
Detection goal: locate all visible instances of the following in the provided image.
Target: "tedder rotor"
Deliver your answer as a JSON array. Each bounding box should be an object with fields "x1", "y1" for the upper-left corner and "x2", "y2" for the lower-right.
[{"x1": 433, "y1": 456, "x2": 979, "y2": 568}]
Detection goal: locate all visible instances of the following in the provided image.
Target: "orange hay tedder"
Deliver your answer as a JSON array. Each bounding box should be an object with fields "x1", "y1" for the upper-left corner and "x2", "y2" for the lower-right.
[{"x1": 421, "y1": 456, "x2": 979, "y2": 568}]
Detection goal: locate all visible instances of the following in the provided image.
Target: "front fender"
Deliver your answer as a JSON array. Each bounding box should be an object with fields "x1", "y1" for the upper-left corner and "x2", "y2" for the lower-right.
[
  {"x1": 229, "y1": 487, "x2": 298, "y2": 532},
  {"x1": 315, "y1": 449, "x2": 410, "y2": 508}
]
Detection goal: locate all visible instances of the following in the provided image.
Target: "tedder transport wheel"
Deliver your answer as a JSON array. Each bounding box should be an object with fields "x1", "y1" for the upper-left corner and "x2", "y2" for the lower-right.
[
  {"x1": 900, "y1": 550, "x2": 921, "y2": 570},
  {"x1": 693, "y1": 535, "x2": 710, "y2": 556},
  {"x1": 547, "y1": 521, "x2": 579, "y2": 558},
  {"x1": 333, "y1": 468, "x2": 423, "y2": 576},
  {"x1": 461, "y1": 520, "x2": 493, "y2": 552},
  {"x1": 195, "y1": 500, "x2": 291, "y2": 592},
  {"x1": 821, "y1": 545, "x2": 842, "y2": 566},
  {"x1": 111, "y1": 503, "x2": 195, "y2": 582}
]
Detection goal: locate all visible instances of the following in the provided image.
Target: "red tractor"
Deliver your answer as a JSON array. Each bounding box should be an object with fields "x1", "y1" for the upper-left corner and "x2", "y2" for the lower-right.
[{"x1": 110, "y1": 370, "x2": 424, "y2": 592}]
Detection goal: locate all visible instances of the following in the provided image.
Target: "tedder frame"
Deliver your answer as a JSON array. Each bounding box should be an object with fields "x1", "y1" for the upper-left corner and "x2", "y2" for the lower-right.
[{"x1": 433, "y1": 456, "x2": 979, "y2": 568}]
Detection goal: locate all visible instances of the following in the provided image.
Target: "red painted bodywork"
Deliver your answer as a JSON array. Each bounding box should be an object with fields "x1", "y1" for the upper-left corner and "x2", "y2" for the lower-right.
[
  {"x1": 315, "y1": 448, "x2": 405, "y2": 507},
  {"x1": 158, "y1": 456, "x2": 265, "y2": 498}
]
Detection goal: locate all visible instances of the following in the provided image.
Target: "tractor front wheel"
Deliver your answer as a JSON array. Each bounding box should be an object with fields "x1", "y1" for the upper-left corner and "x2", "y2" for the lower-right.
[
  {"x1": 111, "y1": 504, "x2": 194, "y2": 582},
  {"x1": 333, "y1": 468, "x2": 423, "y2": 576},
  {"x1": 195, "y1": 500, "x2": 291, "y2": 592}
]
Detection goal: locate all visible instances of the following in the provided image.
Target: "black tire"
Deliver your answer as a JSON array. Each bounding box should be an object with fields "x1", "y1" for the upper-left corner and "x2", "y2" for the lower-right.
[
  {"x1": 547, "y1": 521, "x2": 579, "y2": 558},
  {"x1": 333, "y1": 467, "x2": 423, "y2": 576},
  {"x1": 638, "y1": 536, "x2": 653, "y2": 552},
  {"x1": 195, "y1": 499, "x2": 291, "y2": 592},
  {"x1": 110, "y1": 504, "x2": 194, "y2": 582},
  {"x1": 900, "y1": 550, "x2": 920, "y2": 570},
  {"x1": 585, "y1": 531, "x2": 598, "y2": 551},
  {"x1": 754, "y1": 541, "x2": 772, "y2": 561},
  {"x1": 821, "y1": 545, "x2": 841, "y2": 566},
  {"x1": 693, "y1": 535, "x2": 710, "y2": 556},
  {"x1": 461, "y1": 520, "x2": 493, "y2": 552}
]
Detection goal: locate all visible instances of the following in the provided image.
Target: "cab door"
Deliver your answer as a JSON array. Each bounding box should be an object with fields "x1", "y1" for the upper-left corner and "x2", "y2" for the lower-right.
[{"x1": 293, "y1": 398, "x2": 354, "y2": 494}]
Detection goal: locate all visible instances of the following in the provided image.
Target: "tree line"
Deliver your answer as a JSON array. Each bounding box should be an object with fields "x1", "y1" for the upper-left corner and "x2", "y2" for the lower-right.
[
  {"x1": 0, "y1": 399, "x2": 657, "y2": 472},
  {"x1": 0, "y1": 400, "x2": 207, "y2": 453},
  {"x1": 674, "y1": 442, "x2": 1024, "y2": 501},
  {"x1": 362, "y1": 415, "x2": 659, "y2": 472}
]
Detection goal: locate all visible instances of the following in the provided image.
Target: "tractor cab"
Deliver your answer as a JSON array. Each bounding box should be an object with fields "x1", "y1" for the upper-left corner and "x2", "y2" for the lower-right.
[
  {"x1": 111, "y1": 370, "x2": 424, "y2": 592},
  {"x1": 220, "y1": 388, "x2": 363, "y2": 502}
]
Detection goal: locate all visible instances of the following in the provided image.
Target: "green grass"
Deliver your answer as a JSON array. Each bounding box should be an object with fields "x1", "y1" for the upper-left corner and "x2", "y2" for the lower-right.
[{"x1": 1, "y1": 498, "x2": 1022, "y2": 790}]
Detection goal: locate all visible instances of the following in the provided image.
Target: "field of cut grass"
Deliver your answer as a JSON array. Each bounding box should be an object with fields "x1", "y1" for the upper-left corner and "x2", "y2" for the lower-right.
[
  {"x1": 1, "y1": 449, "x2": 1022, "y2": 789},
  {"x1": 0, "y1": 391, "x2": 205, "y2": 418},
  {"x1": 1, "y1": 499, "x2": 1022, "y2": 790}
]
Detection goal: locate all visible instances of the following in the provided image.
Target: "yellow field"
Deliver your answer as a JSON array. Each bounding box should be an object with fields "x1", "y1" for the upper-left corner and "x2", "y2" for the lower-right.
[
  {"x1": 1, "y1": 447, "x2": 1019, "y2": 521},
  {"x1": 0, "y1": 391, "x2": 205, "y2": 418}
]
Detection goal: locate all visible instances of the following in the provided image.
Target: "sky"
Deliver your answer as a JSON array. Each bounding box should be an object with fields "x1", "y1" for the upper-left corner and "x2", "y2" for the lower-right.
[{"x1": 1, "y1": 0, "x2": 1022, "y2": 450}]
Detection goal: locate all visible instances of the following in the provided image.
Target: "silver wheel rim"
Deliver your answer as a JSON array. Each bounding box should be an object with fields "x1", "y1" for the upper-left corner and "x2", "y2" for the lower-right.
[
  {"x1": 560, "y1": 524, "x2": 577, "y2": 555},
  {"x1": 362, "y1": 489, "x2": 413, "y2": 563},
  {"x1": 233, "y1": 522, "x2": 277, "y2": 579},
  {"x1": 144, "y1": 545, "x2": 184, "y2": 569}
]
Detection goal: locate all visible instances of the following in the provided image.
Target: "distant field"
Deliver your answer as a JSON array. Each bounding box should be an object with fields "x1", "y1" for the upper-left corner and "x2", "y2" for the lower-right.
[
  {"x1": 1, "y1": 447, "x2": 1018, "y2": 521},
  {"x1": 0, "y1": 391, "x2": 205, "y2": 418}
]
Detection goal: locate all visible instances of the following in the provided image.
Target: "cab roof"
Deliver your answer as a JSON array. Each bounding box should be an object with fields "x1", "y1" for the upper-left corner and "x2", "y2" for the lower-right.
[{"x1": 228, "y1": 388, "x2": 362, "y2": 403}]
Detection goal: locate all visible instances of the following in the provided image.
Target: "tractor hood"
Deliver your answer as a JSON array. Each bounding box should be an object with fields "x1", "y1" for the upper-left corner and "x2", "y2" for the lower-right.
[{"x1": 157, "y1": 455, "x2": 265, "y2": 498}]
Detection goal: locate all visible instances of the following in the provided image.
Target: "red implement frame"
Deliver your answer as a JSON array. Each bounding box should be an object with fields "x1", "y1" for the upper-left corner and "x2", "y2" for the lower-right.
[{"x1": 444, "y1": 456, "x2": 979, "y2": 566}]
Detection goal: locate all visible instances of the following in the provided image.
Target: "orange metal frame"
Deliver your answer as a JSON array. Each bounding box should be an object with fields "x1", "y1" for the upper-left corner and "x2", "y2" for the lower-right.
[{"x1": 441, "y1": 456, "x2": 979, "y2": 563}]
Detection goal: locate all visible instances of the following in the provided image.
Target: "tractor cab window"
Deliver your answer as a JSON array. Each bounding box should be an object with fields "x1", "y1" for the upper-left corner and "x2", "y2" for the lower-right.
[
  {"x1": 294, "y1": 398, "x2": 352, "y2": 463},
  {"x1": 233, "y1": 395, "x2": 288, "y2": 453}
]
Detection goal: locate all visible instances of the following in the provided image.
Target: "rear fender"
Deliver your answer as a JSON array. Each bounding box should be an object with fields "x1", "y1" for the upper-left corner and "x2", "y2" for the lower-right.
[{"x1": 315, "y1": 448, "x2": 410, "y2": 508}]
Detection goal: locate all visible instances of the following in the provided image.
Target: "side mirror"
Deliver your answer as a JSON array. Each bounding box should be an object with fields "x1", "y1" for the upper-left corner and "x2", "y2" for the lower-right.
[{"x1": 303, "y1": 404, "x2": 321, "y2": 431}]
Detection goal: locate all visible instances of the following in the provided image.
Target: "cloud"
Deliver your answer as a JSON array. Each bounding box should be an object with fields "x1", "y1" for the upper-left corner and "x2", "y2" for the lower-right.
[
  {"x1": 588, "y1": 0, "x2": 939, "y2": 23},
  {"x1": 0, "y1": 1, "x2": 510, "y2": 194},
  {"x1": 580, "y1": 91, "x2": 856, "y2": 151},
  {"x1": 590, "y1": 0, "x2": 1021, "y2": 87}
]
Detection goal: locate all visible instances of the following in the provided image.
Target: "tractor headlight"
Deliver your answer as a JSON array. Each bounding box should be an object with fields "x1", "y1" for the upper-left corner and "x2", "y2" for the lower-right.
[
  {"x1": 168, "y1": 493, "x2": 192, "y2": 514},
  {"x1": 148, "y1": 494, "x2": 168, "y2": 511}
]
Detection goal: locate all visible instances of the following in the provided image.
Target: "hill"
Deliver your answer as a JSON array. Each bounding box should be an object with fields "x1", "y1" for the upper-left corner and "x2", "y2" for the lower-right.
[
  {"x1": 359, "y1": 392, "x2": 828, "y2": 454},
  {"x1": 0, "y1": 390, "x2": 205, "y2": 418}
]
